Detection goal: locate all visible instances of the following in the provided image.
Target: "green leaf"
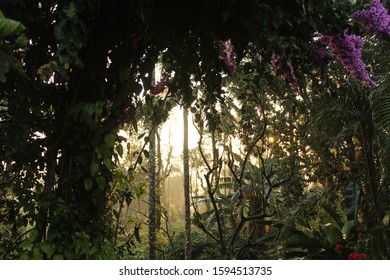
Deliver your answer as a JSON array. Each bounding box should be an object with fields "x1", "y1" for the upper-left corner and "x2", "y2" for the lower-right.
[
  {"x1": 342, "y1": 220, "x2": 356, "y2": 236},
  {"x1": 103, "y1": 158, "x2": 114, "y2": 169},
  {"x1": 41, "y1": 243, "x2": 55, "y2": 259},
  {"x1": 53, "y1": 254, "x2": 64, "y2": 260},
  {"x1": 140, "y1": 165, "x2": 148, "y2": 173},
  {"x1": 286, "y1": 233, "x2": 319, "y2": 249},
  {"x1": 15, "y1": 35, "x2": 28, "y2": 47},
  {"x1": 20, "y1": 239, "x2": 32, "y2": 251},
  {"x1": 137, "y1": 132, "x2": 146, "y2": 140},
  {"x1": 322, "y1": 205, "x2": 344, "y2": 230},
  {"x1": 64, "y1": 248, "x2": 76, "y2": 260},
  {"x1": 95, "y1": 101, "x2": 105, "y2": 117},
  {"x1": 64, "y1": 2, "x2": 78, "y2": 18},
  {"x1": 89, "y1": 246, "x2": 97, "y2": 256},
  {"x1": 85, "y1": 103, "x2": 95, "y2": 117},
  {"x1": 84, "y1": 178, "x2": 93, "y2": 191},
  {"x1": 143, "y1": 149, "x2": 149, "y2": 158},
  {"x1": 96, "y1": 176, "x2": 106, "y2": 190},
  {"x1": 90, "y1": 162, "x2": 99, "y2": 177},
  {"x1": 100, "y1": 145, "x2": 111, "y2": 158},
  {"x1": 0, "y1": 16, "x2": 25, "y2": 37},
  {"x1": 328, "y1": 227, "x2": 343, "y2": 248},
  {"x1": 29, "y1": 228, "x2": 38, "y2": 241},
  {"x1": 132, "y1": 119, "x2": 138, "y2": 132},
  {"x1": 116, "y1": 144, "x2": 123, "y2": 157},
  {"x1": 104, "y1": 134, "x2": 116, "y2": 147},
  {"x1": 95, "y1": 147, "x2": 102, "y2": 159}
]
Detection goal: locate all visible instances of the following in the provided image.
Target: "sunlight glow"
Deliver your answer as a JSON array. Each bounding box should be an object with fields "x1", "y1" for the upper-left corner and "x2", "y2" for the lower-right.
[{"x1": 160, "y1": 106, "x2": 199, "y2": 159}]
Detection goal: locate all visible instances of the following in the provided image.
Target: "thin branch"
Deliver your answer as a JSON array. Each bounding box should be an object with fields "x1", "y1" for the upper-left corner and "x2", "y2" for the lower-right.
[
  {"x1": 228, "y1": 210, "x2": 275, "y2": 251},
  {"x1": 194, "y1": 221, "x2": 220, "y2": 243},
  {"x1": 2, "y1": 228, "x2": 33, "y2": 260},
  {"x1": 114, "y1": 195, "x2": 126, "y2": 246},
  {"x1": 194, "y1": 122, "x2": 212, "y2": 172},
  {"x1": 204, "y1": 167, "x2": 226, "y2": 253},
  {"x1": 160, "y1": 207, "x2": 180, "y2": 260},
  {"x1": 259, "y1": 155, "x2": 294, "y2": 204},
  {"x1": 238, "y1": 105, "x2": 267, "y2": 184},
  {"x1": 117, "y1": 223, "x2": 141, "y2": 250},
  {"x1": 227, "y1": 159, "x2": 240, "y2": 187},
  {"x1": 192, "y1": 197, "x2": 220, "y2": 244}
]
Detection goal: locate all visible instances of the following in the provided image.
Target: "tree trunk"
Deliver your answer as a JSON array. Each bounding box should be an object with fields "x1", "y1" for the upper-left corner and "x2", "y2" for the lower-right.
[
  {"x1": 156, "y1": 129, "x2": 162, "y2": 231},
  {"x1": 148, "y1": 126, "x2": 157, "y2": 259},
  {"x1": 183, "y1": 106, "x2": 192, "y2": 259}
]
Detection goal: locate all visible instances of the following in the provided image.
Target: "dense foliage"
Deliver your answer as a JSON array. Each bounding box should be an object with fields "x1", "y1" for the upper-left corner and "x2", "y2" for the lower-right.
[{"x1": 1, "y1": 0, "x2": 390, "y2": 259}]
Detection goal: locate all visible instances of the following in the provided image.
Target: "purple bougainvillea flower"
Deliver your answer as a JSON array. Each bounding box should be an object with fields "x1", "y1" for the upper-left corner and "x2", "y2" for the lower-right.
[
  {"x1": 271, "y1": 50, "x2": 298, "y2": 89},
  {"x1": 309, "y1": 42, "x2": 332, "y2": 66},
  {"x1": 218, "y1": 39, "x2": 237, "y2": 75},
  {"x1": 353, "y1": 0, "x2": 390, "y2": 39},
  {"x1": 150, "y1": 74, "x2": 169, "y2": 95},
  {"x1": 319, "y1": 30, "x2": 375, "y2": 87}
]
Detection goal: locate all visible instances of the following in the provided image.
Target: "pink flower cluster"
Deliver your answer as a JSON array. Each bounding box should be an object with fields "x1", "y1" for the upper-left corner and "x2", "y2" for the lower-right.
[
  {"x1": 353, "y1": 0, "x2": 390, "y2": 39},
  {"x1": 319, "y1": 30, "x2": 375, "y2": 87},
  {"x1": 356, "y1": 227, "x2": 365, "y2": 238},
  {"x1": 348, "y1": 252, "x2": 367, "y2": 260},
  {"x1": 150, "y1": 74, "x2": 169, "y2": 95},
  {"x1": 271, "y1": 51, "x2": 298, "y2": 89},
  {"x1": 218, "y1": 39, "x2": 237, "y2": 75},
  {"x1": 335, "y1": 244, "x2": 344, "y2": 252}
]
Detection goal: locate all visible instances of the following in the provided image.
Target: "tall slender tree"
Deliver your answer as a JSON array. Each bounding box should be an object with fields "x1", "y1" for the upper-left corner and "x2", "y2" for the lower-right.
[
  {"x1": 156, "y1": 129, "x2": 162, "y2": 231},
  {"x1": 148, "y1": 70, "x2": 158, "y2": 259},
  {"x1": 148, "y1": 126, "x2": 157, "y2": 259},
  {"x1": 183, "y1": 106, "x2": 192, "y2": 259}
]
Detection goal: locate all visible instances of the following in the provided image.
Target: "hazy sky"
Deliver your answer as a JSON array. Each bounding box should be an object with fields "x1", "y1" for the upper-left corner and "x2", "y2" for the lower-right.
[{"x1": 159, "y1": 105, "x2": 199, "y2": 158}]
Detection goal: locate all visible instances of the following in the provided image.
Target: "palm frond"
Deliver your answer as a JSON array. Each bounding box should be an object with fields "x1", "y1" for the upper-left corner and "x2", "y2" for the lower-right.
[
  {"x1": 309, "y1": 91, "x2": 364, "y2": 137},
  {"x1": 372, "y1": 76, "x2": 390, "y2": 133},
  {"x1": 371, "y1": 76, "x2": 390, "y2": 185}
]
